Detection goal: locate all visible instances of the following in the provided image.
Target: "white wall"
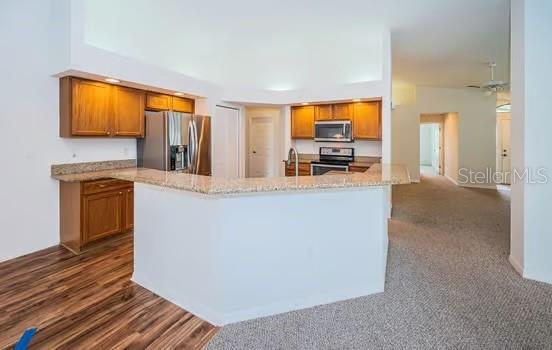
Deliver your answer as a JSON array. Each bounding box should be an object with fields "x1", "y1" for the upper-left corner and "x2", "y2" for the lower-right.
[
  {"x1": 392, "y1": 85, "x2": 496, "y2": 185},
  {"x1": 444, "y1": 113, "x2": 459, "y2": 183},
  {"x1": 0, "y1": 0, "x2": 392, "y2": 261},
  {"x1": 0, "y1": 0, "x2": 136, "y2": 262},
  {"x1": 510, "y1": 0, "x2": 552, "y2": 284},
  {"x1": 419, "y1": 124, "x2": 435, "y2": 166}
]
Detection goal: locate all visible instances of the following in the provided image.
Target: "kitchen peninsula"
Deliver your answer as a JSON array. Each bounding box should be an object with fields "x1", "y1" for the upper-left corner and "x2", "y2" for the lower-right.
[{"x1": 53, "y1": 164, "x2": 410, "y2": 326}]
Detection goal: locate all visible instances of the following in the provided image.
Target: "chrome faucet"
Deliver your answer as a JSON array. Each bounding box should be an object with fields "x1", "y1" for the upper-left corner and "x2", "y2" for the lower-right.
[{"x1": 287, "y1": 147, "x2": 299, "y2": 177}]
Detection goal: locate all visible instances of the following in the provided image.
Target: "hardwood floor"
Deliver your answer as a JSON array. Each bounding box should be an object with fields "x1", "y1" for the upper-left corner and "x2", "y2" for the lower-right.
[{"x1": 0, "y1": 233, "x2": 218, "y2": 349}]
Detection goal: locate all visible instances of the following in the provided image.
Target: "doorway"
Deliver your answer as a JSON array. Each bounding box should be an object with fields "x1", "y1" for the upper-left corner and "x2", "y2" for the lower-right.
[
  {"x1": 496, "y1": 109, "x2": 511, "y2": 185},
  {"x1": 213, "y1": 105, "x2": 240, "y2": 179},
  {"x1": 420, "y1": 123, "x2": 442, "y2": 176}
]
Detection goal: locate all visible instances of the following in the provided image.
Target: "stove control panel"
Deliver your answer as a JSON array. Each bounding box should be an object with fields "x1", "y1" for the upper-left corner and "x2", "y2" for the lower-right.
[{"x1": 320, "y1": 147, "x2": 354, "y2": 156}]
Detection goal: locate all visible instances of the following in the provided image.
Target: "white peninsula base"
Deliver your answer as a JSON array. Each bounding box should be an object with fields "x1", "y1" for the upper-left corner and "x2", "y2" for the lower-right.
[{"x1": 132, "y1": 183, "x2": 390, "y2": 326}]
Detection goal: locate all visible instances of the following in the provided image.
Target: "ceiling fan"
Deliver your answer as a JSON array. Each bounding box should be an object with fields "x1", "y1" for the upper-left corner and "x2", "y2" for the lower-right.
[{"x1": 467, "y1": 62, "x2": 509, "y2": 95}]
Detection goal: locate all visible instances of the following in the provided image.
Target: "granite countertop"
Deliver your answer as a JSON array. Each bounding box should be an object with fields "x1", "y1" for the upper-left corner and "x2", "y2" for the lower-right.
[
  {"x1": 52, "y1": 163, "x2": 411, "y2": 196},
  {"x1": 51, "y1": 159, "x2": 136, "y2": 181}
]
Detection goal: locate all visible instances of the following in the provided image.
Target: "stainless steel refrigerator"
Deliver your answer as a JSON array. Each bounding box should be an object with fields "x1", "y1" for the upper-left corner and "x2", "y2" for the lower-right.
[{"x1": 137, "y1": 111, "x2": 211, "y2": 175}]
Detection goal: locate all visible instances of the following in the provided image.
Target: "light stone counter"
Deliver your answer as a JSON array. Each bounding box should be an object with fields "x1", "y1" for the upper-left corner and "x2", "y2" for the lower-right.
[
  {"x1": 53, "y1": 164, "x2": 410, "y2": 196},
  {"x1": 52, "y1": 160, "x2": 408, "y2": 325}
]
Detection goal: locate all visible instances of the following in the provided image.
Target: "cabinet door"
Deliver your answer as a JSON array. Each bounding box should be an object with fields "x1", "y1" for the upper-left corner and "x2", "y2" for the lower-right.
[
  {"x1": 353, "y1": 101, "x2": 381, "y2": 140},
  {"x1": 171, "y1": 96, "x2": 194, "y2": 113},
  {"x1": 82, "y1": 190, "x2": 124, "y2": 244},
  {"x1": 71, "y1": 79, "x2": 111, "y2": 136},
  {"x1": 113, "y1": 86, "x2": 145, "y2": 137},
  {"x1": 146, "y1": 93, "x2": 171, "y2": 111},
  {"x1": 332, "y1": 103, "x2": 353, "y2": 120},
  {"x1": 124, "y1": 187, "x2": 134, "y2": 232},
  {"x1": 314, "y1": 105, "x2": 333, "y2": 121},
  {"x1": 285, "y1": 163, "x2": 311, "y2": 176},
  {"x1": 291, "y1": 106, "x2": 315, "y2": 139}
]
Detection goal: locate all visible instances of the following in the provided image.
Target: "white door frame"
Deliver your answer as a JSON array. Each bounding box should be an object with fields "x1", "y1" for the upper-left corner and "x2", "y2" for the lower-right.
[{"x1": 420, "y1": 115, "x2": 445, "y2": 176}]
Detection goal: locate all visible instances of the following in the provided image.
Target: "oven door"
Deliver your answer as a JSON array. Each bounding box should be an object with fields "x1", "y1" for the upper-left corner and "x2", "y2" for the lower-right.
[
  {"x1": 310, "y1": 163, "x2": 349, "y2": 176},
  {"x1": 314, "y1": 121, "x2": 352, "y2": 142}
]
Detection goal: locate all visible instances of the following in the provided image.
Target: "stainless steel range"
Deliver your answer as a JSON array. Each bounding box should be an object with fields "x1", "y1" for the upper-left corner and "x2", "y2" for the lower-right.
[{"x1": 310, "y1": 147, "x2": 354, "y2": 175}]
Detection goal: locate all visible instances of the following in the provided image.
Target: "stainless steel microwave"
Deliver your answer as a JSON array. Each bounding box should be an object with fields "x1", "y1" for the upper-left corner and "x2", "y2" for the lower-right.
[{"x1": 314, "y1": 120, "x2": 353, "y2": 142}]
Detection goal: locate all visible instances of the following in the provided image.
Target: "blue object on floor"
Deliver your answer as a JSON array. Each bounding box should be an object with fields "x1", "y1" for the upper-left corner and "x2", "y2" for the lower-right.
[{"x1": 14, "y1": 328, "x2": 37, "y2": 350}]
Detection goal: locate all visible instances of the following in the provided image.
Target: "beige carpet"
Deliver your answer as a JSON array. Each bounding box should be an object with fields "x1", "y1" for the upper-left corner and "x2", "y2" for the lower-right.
[{"x1": 206, "y1": 175, "x2": 552, "y2": 349}]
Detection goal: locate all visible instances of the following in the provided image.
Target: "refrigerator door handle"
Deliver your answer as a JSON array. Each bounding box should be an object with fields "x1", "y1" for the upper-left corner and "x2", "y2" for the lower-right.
[
  {"x1": 187, "y1": 120, "x2": 194, "y2": 172},
  {"x1": 192, "y1": 119, "x2": 199, "y2": 174}
]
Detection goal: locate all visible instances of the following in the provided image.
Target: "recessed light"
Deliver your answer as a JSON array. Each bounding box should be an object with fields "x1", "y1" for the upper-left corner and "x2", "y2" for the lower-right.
[
  {"x1": 174, "y1": 92, "x2": 184, "y2": 96},
  {"x1": 105, "y1": 78, "x2": 120, "y2": 83},
  {"x1": 301, "y1": 102, "x2": 309, "y2": 106},
  {"x1": 353, "y1": 99, "x2": 361, "y2": 102}
]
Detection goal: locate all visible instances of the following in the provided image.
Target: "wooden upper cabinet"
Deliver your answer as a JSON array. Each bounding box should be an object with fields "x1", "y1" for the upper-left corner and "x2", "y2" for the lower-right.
[
  {"x1": 315, "y1": 105, "x2": 333, "y2": 121},
  {"x1": 113, "y1": 86, "x2": 145, "y2": 137},
  {"x1": 291, "y1": 106, "x2": 315, "y2": 139},
  {"x1": 60, "y1": 77, "x2": 145, "y2": 138},
  {"x1": 66, "y1": 78, "x2": 111, "y2": 136},
  {"x1": 145, "y1": 93, "x2": 171, "y2": 111},
  {"x1": 353, "y1": 101, "x2": 381, "y2": 140},
  {"x1": 332, "y1": 103, "x2": 353, "y2": 120},
  {"x1": 171, "y1": 96, "x2": 194, "y2": 113},
  {"x1": 82, "y1": 190, "x2": 124, "y2": 245},
  {"x1": 146, "y1": 93, "x2": 194, "y2": 113}
]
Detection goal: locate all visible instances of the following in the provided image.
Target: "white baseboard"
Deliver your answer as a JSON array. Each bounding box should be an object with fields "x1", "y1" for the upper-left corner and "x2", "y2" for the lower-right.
[
  {"x1": 509, "y1": 255, "x2": 524, "y2": 276},
  {"x1": 458, "y1": 183, "x2": 497, "y2": 190},
  {"x1": 444, "y1": 174, "x2": 458, "y2": 185}
]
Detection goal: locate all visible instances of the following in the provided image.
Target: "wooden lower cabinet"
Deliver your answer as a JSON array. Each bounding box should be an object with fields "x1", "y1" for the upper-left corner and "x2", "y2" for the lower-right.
[
  {"x1": 349, "y1": 165, "x2": 371, "y2": 173},
  {"x1": 82, "y1": 190, "x2": 124, "y2": 244},
  {"x1": 124, "y1": 187, "x2": 134, "y2": 231},
  {"x1": 284, "y1": 162, "x2": 311, "y2": 176},
  {"x1": 60, "y1": 179, "x2": 134, "y2": 254}
]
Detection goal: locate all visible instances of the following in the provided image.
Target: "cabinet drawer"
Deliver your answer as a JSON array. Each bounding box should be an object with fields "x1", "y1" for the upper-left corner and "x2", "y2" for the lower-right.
[
  {"x1": 349, "y1": 165, "x2": 370, "y2": 173},
  {"x1": 82, "y1": 179, "x2": 133, "y2": 195}
]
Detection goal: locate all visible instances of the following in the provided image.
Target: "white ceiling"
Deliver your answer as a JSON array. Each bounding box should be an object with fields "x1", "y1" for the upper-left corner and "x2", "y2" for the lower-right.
[{"x1": 83, "y1": 0, "x2": 510, "y2": 91}]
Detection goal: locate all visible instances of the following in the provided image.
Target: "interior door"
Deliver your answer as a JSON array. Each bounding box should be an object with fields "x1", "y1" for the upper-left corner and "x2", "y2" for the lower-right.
[
  {"x1": 213, "y1": 106, "x2": 240, "y2": 178},
  {"x1": 249, "y1": 116, "x2": 275, "y2": 177},
  {"x1": 499, "y1": 117, "x2": 512, "y2": 184}
]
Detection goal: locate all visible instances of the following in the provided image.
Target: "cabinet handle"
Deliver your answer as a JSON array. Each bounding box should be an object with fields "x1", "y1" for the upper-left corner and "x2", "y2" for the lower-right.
[
  {"x1": 119, "y1": 192, "x2": 123, "y2": 194},
  {"x1": 98, "y1": 184, "x2": 107, "y2": 188},
  {"x1": 127, "y1": 189, "x2": 131, "y2": 192},
  {"x1": 107, "y1": 131, "x2": 111, "y2": 135}
]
